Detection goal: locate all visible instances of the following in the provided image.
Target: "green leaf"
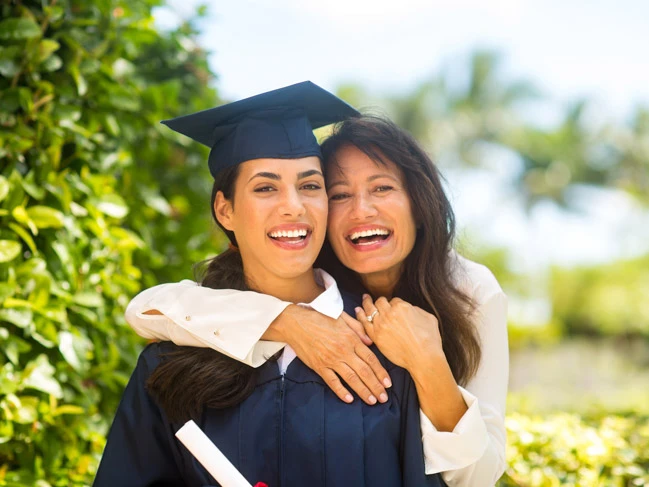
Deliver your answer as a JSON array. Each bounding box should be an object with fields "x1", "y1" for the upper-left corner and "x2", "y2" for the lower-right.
[
  {"x1": 3, "y1": 335, "x2": 31, "y2": 365},
  {"x1": 68, "y1": 65, "x2": 88, "y2": 97},
  {"x1": 12, "y1": 396, "x2": 39, "y2": 424},
  {"x1": 18, "y1": 86, "x2": 33, "y2": 112},
  {"x1": 37, "y1": 39, "x2": 60, "y2": 62},
  {"x1": 0, "y1": 309, "x2": 33, "y2": 329},
  {"x1": 12, "y1": 206, "x2": 38, "y2": 234},
  {"x1": 72, "y1": 292, "x2": 104, "y2": 308},
  {"x1": 141, "y1": 187, "x2": 172, "y2": 216},
  {"x1": 26, "y1": 205, "x2": 65, "y2": 229},
  {"x1": 0, "y1": 363, "x2": 19, "y2": 394},
  {"x1": 0, "y1": 18, "x2": 42, "y2": 41},
  {"x1": 41, "y1": 54, "x2": 62, "y2": 73},
  {"x1": 8, "y1": 222, "x2": 37, "y2": 254},
  {"x1": 0, "y1": 240, "x2": 22, "y2": 262},
  {"x1": 51, "y1": 241, "x2": 75, "y2": 279},
  {"x1": 22, "y1": 355, "x2": 63, "y2": 398},
  {"x1": 52, "y1": 405, "x2": 86, "y2": 416},
  {"x1": 21, "y1": 172, "x2": 46, "y2": 200},
  {"x1": 0, "y1": 46, "x2": 22, "y2": 78},
  {"x1": 0, "y1": 175, "x2": 9, "y2": 202},
  {"x1": 58, "y1": 331, "x2": 92, "y2": 372},
  {"x1": 95, "y1": 194, "x2": 129, "y2": 219},
  {"x1": 0, "y1": 283, "x2": 14, "y2": 302}
]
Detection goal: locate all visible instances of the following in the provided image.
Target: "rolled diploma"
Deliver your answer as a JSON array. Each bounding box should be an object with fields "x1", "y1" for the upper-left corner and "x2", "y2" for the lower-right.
[{"x1": 175, "y1": 420, "x2": 253, "y2": 487}]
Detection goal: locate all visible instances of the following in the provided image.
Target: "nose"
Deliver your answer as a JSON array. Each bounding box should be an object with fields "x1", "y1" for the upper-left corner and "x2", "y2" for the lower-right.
[
  {"x1": 349, "y1": 193, "x2": 378, "y2": 220},
  {"x1": 278, "y1": 187, "x2": 306, "y2": 217}
]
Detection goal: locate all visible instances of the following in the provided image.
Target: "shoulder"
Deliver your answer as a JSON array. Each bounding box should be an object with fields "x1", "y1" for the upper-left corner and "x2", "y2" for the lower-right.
[
  {"x1": 137, "y1": 341, "x2": 182, "y2": 373},
  {"x1": 449, "y1": 250, "x2": 505, "y2": 305}
]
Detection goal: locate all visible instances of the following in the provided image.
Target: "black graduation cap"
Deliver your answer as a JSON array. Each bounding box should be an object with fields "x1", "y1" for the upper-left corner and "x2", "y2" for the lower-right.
[{"x1": 161, "y1": 81, "x2": 360, "y2": 178}]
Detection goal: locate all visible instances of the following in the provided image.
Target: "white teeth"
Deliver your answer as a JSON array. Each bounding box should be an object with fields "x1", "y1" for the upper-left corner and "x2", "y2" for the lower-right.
[
  {"x1": 269, "y1": 229, "x2": 308, "y2": 238},
  {"x1": 349, "y1": 228, "x2": 390, "y2": 241}
]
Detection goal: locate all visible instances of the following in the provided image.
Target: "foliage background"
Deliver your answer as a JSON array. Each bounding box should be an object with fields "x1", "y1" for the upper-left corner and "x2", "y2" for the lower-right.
[
  {"x1": 1, "y1": 1, "x2": 647, "y2": 486},
  {"x1": 0, "y1": 1, "x2": 222, "y2": 484}
]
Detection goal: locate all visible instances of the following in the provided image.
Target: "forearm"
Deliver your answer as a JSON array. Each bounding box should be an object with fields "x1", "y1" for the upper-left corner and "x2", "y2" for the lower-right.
[
  {"x1": 408, "y1": 352, "x2": 467, "y2": 432},
  {"x1": 261, "y1": 304, "x2": 305, "y2": 343},
  {"x1": 125, "y1": 282, "x2": 290, "y2": 365}
]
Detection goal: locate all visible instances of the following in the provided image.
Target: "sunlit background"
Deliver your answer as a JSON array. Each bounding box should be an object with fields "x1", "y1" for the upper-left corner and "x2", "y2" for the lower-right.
[{"x1": 1, "y1": 0, "x2": 648, "y2": 484}]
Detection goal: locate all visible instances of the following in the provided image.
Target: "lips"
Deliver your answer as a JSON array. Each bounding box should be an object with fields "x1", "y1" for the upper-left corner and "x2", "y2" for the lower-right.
[
  {"x1": 345, "y1": 225, "x2": 392, "y2": 249},
  {"x1": 267, "y1": 224, "x2": 312, "y2": 249}
]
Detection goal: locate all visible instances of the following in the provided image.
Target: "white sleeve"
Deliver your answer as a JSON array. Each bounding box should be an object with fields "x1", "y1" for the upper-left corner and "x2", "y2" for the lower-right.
[
  {"x1": 420, "y1": 290, "x2": 509, "y2": 486},
  {"x1": 125, "y1": 280, "x2": 291, "y2": 367}
]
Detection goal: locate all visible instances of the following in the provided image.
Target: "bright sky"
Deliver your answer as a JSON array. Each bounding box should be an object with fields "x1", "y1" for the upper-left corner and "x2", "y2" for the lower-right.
[
  {"x1": 159, "y1": 0, "x2": 649, "y2": 117},
  {"x1": 156, "y1": 0, "x2": 649, "y2": 278}
]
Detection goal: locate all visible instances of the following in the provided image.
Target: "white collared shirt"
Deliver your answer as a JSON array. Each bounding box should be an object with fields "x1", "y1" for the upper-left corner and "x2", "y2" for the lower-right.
[{"x1": 125, "y1": 258, "x2": 508, "y2": 486}]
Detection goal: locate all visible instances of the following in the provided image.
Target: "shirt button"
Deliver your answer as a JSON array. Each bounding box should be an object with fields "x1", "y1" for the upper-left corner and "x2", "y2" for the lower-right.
[
  {"x1": 185, "y1": 315, "x2": 191, "y2": 321},
  {"x1": 213, "y1": 329, "x2": 220, "y2": 337}
]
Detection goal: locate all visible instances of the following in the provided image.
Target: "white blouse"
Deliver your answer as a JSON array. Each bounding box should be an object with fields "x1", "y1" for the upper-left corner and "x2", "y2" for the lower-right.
[{"x1": 125, "y1": 255, "x2": 508, "y2": 487}]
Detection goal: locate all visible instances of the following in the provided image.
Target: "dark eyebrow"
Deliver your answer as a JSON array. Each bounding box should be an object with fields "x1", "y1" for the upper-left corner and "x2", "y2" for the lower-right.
[
  {"x1": 249, "y1": 169, "x2": 323, "y2": 183},
  {"x1": 248, "y1": 172, "x2": 280, "y2": 182},
  {"x1": 297, "y1": 169, "x2": 323, "y2": 179}
]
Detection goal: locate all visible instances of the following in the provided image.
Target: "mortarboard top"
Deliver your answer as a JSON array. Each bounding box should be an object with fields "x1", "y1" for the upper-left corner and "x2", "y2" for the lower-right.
[{"x1": 161, "y1": 81, "x2": 360, "y2": 178}]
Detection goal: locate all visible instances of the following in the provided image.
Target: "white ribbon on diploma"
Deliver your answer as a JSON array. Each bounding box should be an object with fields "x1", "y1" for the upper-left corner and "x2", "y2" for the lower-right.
[{"x1": 175, "y1": 420, "x2": 253, "y2": 487}]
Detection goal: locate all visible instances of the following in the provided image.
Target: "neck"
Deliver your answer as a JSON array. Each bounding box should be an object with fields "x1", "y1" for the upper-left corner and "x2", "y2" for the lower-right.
[
  {"x1": 359, "y1": 266, "x2": 401, "y2": 299},
  {"x1": 246, "y1": 268, "x2": 324, "y2": 304}
]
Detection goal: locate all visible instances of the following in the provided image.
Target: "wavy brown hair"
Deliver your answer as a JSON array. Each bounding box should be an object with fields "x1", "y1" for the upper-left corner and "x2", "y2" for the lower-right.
[
  {"x1": 146, "y1": 164, "x2": 267, "y2": 423},
  {"x1": 317, "y1": 115, "x2": 481, "y2": 385}
]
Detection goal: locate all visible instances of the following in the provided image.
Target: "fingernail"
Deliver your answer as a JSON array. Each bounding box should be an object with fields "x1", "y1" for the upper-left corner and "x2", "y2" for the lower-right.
[
  {"x1": 355, "y1": 307, "x2": 362, "y2": 314},
  {"x1": 379, "y1": 393, "x2": 388, "y2": 403},
  {"x1": 383, "y1": 378, "x2": 392, "y2": 388},
  {"x1": 368, "y1": 395, "x2": 377, "y2": 405},
  {"x1": 363, "y1": 294, "x2": 369, "y2": 299},
  {"x1": 345, "y1": 394, "x2": 354, "y2": 403}
]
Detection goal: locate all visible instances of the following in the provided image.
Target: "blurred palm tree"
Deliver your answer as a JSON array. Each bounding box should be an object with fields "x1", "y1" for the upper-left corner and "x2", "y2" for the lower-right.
[{"x1": 339, "y1": 51, "x2": 649, "y2": 209}]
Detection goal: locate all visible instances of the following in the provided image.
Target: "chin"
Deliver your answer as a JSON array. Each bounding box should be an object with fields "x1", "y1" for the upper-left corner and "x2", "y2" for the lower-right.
[{"x1": 344, "y1": 259, "x2": 388, "y2": 276}]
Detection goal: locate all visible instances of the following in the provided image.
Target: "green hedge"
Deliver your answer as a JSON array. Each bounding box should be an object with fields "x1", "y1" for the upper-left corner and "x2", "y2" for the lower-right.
[
  {"x1": 551, "y1": 254, "x2": 649, "y2": 338},
  {"x1": 500, "y1": 413, "x2": 649, "y2": 486},
  {"x1": 0, "y1": 1, "x2": 219, "y2": 484}
]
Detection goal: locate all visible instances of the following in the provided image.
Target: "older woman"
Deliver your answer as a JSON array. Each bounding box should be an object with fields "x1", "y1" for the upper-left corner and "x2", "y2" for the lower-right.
[{"x1": 127, "y1": 114, "x2": 508, "y2": 486}]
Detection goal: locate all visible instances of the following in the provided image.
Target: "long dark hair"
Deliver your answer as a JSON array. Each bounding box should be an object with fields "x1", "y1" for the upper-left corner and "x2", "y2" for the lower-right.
[
  {"x1": 317, "y1": 115, "x2": 481, "y2": 385},
  {"x1": 146, "y1": 164, "x2": 266, "y2": 423}
]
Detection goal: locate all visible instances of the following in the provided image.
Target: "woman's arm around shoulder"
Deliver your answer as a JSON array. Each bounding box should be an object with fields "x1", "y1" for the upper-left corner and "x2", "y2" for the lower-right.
[
  {"x1": 125, "y1": 281, "x2": 291, "y2": 366},
  {"x1": 125, "y1": 280, "x2": 391, "y2": 406}
]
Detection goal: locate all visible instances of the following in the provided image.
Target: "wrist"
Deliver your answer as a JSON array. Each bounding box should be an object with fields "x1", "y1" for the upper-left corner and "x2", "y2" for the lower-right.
[
  {"x1": 405, "y1": 343, "x2": 446, "y2": 375},
  {"x1": 407, "y1": 350, "x2": 452, "y2": 391},
  {"x1": 263, "y1": 304, "x2": 300, "y2": 342}
]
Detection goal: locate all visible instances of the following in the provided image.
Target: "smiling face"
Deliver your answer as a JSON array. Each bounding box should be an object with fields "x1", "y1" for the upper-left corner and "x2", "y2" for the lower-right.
[
  {"x1": 326, "y1": 145, "x2": 418, "y2": 291},
  {"x1": 215, "y1": 156, "x2": 327, "y2": 288}
]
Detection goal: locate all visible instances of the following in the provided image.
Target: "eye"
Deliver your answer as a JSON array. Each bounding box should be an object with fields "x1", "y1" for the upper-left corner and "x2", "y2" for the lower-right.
[
  {"x1": 301, "y1": 183, "x2": 322, "y2": 191},
  {"x1": 253, "y1": 185, "x2": 276, "y2": 193},
  {"x1": 375, "y1": 185, "x2": 394, "y2": 193},
  {"x1": 329, "y1": 192, "x2": 350, "y2": 201}
]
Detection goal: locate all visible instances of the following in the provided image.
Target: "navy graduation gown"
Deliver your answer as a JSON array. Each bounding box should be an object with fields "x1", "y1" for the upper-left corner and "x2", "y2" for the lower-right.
[{"x1": 95, "y1": 295, "x2": 444, "y2": 487}]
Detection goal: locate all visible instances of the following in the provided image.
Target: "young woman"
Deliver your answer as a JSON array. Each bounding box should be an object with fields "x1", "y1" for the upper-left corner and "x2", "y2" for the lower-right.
[
  {"x1": 94, "y1": 83, "x2": 443, "y2": 486},
  {"x1": 126, "y1": 114, "x2": 509, "y2": 486}
]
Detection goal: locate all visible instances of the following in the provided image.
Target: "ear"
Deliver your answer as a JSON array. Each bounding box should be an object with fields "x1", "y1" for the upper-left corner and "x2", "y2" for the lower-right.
[{"x1": 214, "y1": 191, "x2": 234, "y2": 231}]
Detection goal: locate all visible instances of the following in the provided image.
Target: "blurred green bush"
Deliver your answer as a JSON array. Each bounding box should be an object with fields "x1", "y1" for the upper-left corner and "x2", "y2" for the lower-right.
[
  {"x1": 0, "y1": 1, "x2": 220, "y2": 484},
  {"x1": 551, "y1": 254, "x2": 649, "y2": 338},
  {"x1": 500, "y1": 412, "x2": 649, "y2": 486}
]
